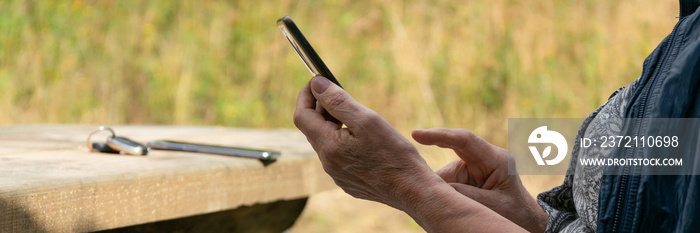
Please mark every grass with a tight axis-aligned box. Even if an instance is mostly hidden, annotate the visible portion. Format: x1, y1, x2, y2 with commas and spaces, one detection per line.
0, 0, 679, 232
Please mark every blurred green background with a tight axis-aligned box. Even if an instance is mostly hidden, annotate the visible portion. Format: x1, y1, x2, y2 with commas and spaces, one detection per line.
0, 0, 678, 232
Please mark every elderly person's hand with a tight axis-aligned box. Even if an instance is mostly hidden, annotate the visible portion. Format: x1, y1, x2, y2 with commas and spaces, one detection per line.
294, 76, 525, 232
412, 128, 548, 232
293, 76, 439, 209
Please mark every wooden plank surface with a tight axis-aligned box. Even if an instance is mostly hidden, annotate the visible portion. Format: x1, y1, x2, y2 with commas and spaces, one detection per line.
0, 125, 336, 232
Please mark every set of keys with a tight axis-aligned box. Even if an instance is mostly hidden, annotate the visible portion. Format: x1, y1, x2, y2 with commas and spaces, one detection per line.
86, 126, 150, 155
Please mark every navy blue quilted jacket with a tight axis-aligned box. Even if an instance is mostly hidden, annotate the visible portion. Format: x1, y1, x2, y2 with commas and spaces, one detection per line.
597, 0, 700, 232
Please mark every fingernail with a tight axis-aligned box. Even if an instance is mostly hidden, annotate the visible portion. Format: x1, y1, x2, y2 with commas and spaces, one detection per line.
311, 76, 330, 94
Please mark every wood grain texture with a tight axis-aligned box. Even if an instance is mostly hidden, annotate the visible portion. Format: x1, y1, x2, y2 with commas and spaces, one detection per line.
0, 125, 336, 232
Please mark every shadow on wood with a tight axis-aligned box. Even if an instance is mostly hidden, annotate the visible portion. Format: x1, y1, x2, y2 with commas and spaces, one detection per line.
0, 197, 49, 232
96, 198, 308, 233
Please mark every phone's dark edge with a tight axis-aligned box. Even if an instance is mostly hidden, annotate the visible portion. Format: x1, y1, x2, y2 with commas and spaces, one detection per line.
147, 141, 281, 160
277, 16, 342, 88
161, 140, 280, 153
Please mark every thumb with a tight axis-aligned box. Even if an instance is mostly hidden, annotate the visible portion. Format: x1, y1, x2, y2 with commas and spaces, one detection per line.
448, 183, 492, 204
436, 159, 469, 184
311, 76, 369, 127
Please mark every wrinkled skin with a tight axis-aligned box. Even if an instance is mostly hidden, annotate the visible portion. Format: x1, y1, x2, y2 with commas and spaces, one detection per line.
294, 76, 545, 232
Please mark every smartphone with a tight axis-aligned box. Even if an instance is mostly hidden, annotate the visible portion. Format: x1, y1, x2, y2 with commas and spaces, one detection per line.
277, 16, 342, 88
147, 140, 281, 161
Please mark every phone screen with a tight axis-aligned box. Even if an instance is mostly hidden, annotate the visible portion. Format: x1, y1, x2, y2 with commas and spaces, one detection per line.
277, 16, 343, 88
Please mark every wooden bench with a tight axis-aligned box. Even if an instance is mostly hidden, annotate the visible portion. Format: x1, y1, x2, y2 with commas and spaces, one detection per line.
0, 125, 336, 232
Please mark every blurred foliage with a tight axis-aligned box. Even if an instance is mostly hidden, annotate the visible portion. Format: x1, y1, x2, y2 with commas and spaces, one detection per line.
0, 0, 677, 146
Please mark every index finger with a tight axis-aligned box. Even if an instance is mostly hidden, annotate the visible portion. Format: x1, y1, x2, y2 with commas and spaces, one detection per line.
294, 80, 342, 143
310, 76, 374, 131
412, 128, 496, 164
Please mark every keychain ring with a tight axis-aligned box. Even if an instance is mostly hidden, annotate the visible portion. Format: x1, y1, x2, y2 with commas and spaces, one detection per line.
86, 126, 116, 151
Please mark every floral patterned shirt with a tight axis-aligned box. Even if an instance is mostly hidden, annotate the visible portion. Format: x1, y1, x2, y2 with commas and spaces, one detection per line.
537, 79, 639, 232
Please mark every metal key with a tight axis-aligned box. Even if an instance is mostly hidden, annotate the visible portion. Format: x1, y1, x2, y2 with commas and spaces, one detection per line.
91, 142, 119, 153
107, 136, 149, 155
87, 126, 150, 156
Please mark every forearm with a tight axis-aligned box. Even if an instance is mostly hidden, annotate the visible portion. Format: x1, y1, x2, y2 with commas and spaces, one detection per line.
512, 181, 548, 232
396, 173, 527, 232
